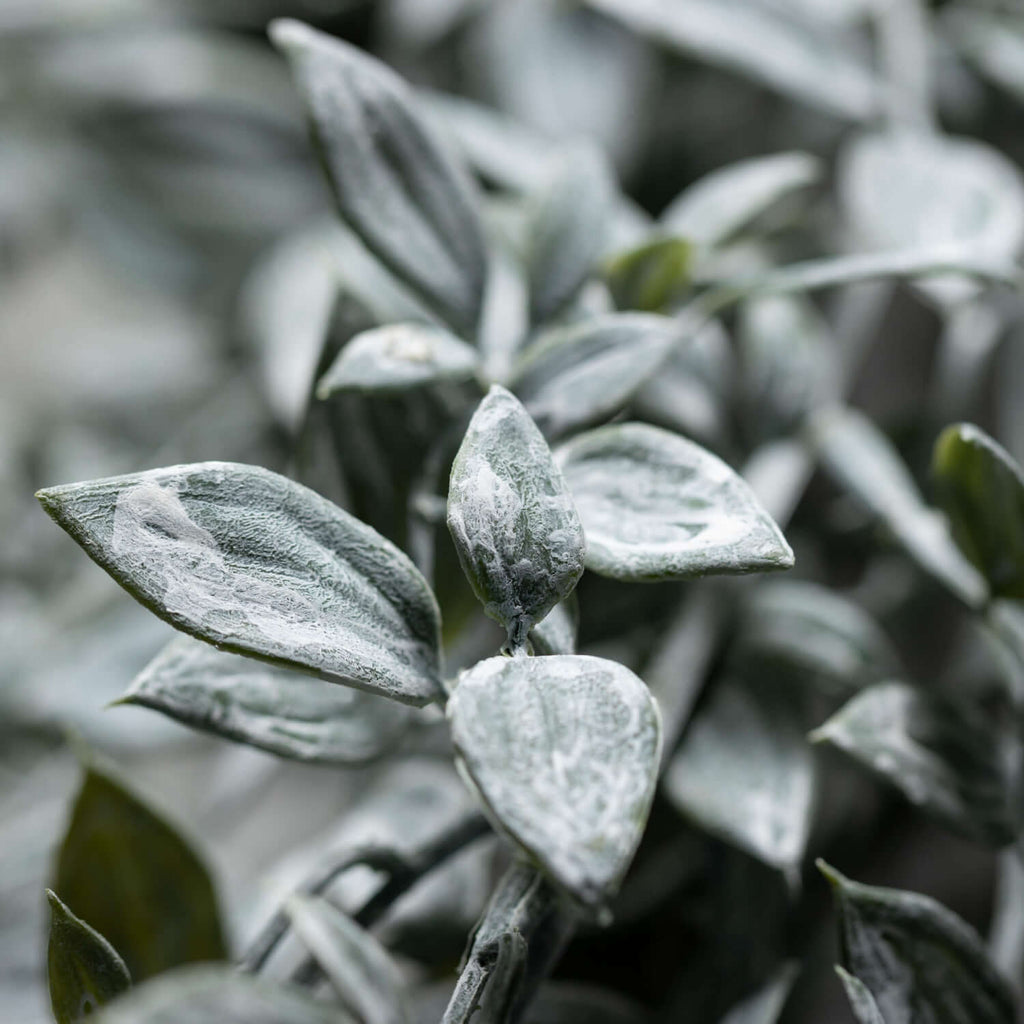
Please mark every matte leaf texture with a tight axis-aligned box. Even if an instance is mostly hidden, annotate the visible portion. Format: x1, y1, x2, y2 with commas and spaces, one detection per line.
122, 636, 410, 765
557, 423, 794, 581
316, 323, 480, 398
526, 145, 616, 323
47, 890, 131, 1023
37, 462, 443, 705
605, 236, 692, 312
287, 896, 411, 1024
811, 682, 1018, 846
54, 763, 226, 982
812, 407, 988, 609
509, 313, 683, 439
834, 967, 885, 1024
818, 860, 1016, 1023
447, 386, 585, 648
270, 20, 489, 337
530, 598, 578, 657
933, 423, 1024, 600
448, 654, 661, 910
663, 677, 814, 880
93, 965, 356, 1024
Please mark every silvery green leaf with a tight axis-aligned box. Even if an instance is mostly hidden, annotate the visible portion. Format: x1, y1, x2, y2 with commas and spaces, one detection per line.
933, 423, 1024, 600
55, 762, 226, 982
317, 323, 479, 398
834, 967, 885, 1024
718, 962, 798, 1024
663, 677, 813, 879
94, 965, 356, 1024
122, 636, 410, 765
604, 236, 693, 312
526, 146, 616, 324
47, 889, 131, 1023
530, 598, 578, 656
946, 10, 1024, 107
37, 462, 443, 705
510, 313, 683, 439
661, 151, 821, 250
584, 0, 878, 120
447, 386, 585, 647
818, 860, 1016, 1023
287, 897, 411, 1024
448, 654, 661, 909
811, 682, 1018, 846
270, 20, 488, 338
812, 407, 988, 609
736, 581, 899, 696
557, 423, 794, 581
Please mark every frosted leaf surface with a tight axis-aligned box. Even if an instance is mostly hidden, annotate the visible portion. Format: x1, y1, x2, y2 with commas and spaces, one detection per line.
557, 423, 794, 581
37, 462, 442, 705
123, 636, 410, 764
447, 386, 585, 647
509, 313, 682, 439
316, 322, 479, 398
447, 654, 661, 909
530, 598, 577, 656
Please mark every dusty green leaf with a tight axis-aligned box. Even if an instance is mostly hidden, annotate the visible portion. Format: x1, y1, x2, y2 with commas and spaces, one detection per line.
37, 461, 443, 705
510, 313, 683, 439
818, 860, 1016, 1023
664, 677, 814, 879
933, 422, 1024, 600
834, 967, 885, 1024
448, 654, 661, 910
812, 407, 988, 609
530, 597, 578, 656
47, 889, 131, 1023
94, 965, 355, 1024
287, 897, 411, 1024
447, 386, 585, 648
811, 682, 1018, 845
605, 236, 692, 312
122, 636, 410, 765
557, 422, 793, 581
317, 323, 479, 397
270, 20, 488, 337
54, 762, 226, 982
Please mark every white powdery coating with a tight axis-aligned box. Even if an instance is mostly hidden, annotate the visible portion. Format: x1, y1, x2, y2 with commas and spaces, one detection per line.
558, 422, 793, 581
447, 386, 585, 644
448, 655, 661, 907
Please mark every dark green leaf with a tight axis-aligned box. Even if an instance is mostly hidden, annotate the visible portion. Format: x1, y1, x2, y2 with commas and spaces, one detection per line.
811, 682, 1018, 845
933, 423, 1024, 600
47, 889, 131, 1023
447, 386, 585, 647
54, 762, 226, 981
287, 897, 410, 1024
818, 860, 1015, 1023
557, 423, 793, 581
605, 236, 692, 312
270, 20, 488, 338
510, 313, 683, 439
122, 636, 410, 765
448, 654, 661, 910
834, 967, 885, 1024
37, 462, 443, 705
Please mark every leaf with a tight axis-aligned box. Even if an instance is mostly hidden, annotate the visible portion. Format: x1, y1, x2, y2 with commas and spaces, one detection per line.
122, 636, 410, 765
526, 146, 616, 323
37, 461, 443, 706
663, 677, 814, 880
94, 965, 355, 1023
510, 313, 684, 439
557, 422, 793, 581
270, 20, 488, 338
818, 860, 1016, 1023
317, 323, 479, 397
286, 897, 411, 1024
54, 762, 226, 982
933, 423, 1024, 600
447, 386, 585, 647
47, 890, 131, 1023
661, 151, 821, 249
604, 236, 693, 312
812, 407, 988, 609
834, 967, 885, 1024
718, 962, 798, 1024
530, 598, 578, 656
811, 682, 1018, 846
448, 654, 661, 910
